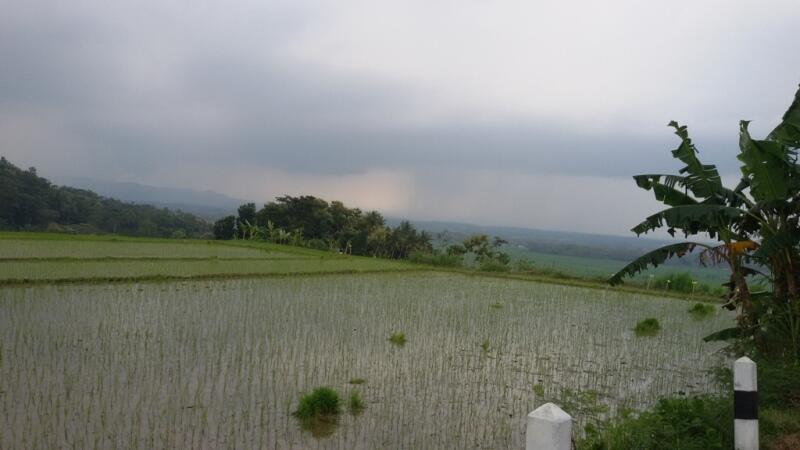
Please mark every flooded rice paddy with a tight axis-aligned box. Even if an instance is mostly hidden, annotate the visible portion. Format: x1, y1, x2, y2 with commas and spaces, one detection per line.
0, 273, 733, 449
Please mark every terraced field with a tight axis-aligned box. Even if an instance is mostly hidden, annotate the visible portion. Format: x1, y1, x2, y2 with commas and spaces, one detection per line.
0, 233, 416, 284
0, 233, 734, 449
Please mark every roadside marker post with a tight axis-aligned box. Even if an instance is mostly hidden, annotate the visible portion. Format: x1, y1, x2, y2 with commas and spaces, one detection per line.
526, 403, 571, 450
734, 356, 758, 450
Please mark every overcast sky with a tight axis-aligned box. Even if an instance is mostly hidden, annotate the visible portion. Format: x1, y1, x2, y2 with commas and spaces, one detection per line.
2, 0, 799, 235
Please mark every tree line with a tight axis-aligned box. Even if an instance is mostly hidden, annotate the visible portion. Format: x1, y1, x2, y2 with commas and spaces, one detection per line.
1, 154, 513, 267
213, 196, 433, 258
0, 157, 210, 238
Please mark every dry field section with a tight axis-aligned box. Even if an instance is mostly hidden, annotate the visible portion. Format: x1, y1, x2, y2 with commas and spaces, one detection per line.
0, 234, 734, 449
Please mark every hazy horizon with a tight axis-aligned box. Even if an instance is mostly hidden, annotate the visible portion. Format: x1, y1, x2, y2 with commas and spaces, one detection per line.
2, 0, 799, 235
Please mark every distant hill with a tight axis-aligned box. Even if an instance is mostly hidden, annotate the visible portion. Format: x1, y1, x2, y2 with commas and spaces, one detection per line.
0, 157, 211, 237
55, 177, 247, 220
390, 218, 708, 267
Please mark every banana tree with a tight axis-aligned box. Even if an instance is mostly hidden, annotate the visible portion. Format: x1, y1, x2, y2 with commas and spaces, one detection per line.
609, 85, 800, 360
240, 219, 263, 240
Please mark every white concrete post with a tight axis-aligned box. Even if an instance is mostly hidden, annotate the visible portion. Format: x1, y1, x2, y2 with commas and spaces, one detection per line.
526, 403, 572, 450
734, 356, 758, 450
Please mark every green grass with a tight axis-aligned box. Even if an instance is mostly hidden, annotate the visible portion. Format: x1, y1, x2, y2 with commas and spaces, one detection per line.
576, 395, 733, 450
294, 387, 343, 438
577, 361, 800, 450
0, 232, 421, 284
388, 332, 407, 346
0, 258, 417, 284
0, 238, 288, 259
0, 231, 348, 258
295, 387, 342, 420
688, 303, 716, 320
348, 391, 365, 415
0, 232, 726, 306
634, 318, 661, 337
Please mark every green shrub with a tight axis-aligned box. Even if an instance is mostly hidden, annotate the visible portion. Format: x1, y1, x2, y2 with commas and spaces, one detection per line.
408, 250, 463, 267
761, 408, 800, 447
170, 229, 187, 239
577, 395, 733, 450
756, 358, 800, 409
634, 318, 660, 337
305, 239, 329, 251
294, 387, 342, 420
688, 302, 715, 320
512, 259, 536, 272
388, 333, 407, 346
478, 259, 510, 272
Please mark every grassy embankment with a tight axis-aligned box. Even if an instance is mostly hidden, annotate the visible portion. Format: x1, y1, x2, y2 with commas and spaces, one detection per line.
0, 231, 721, 302
0, 232, 421, 285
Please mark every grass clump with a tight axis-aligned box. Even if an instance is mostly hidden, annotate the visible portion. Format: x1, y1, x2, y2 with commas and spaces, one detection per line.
348, 378, 366, 385
294, 387, 342, 421
480, 339, 490, 353
388, 332, 407, 346
348, 391, 365, 415
688, 302, 715, 320
489, 302, 503, 309
576, 395, 733, 450
634, 318, 660, 337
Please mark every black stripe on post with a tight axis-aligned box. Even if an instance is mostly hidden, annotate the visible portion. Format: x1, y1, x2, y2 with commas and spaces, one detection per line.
734, 390, 758, 420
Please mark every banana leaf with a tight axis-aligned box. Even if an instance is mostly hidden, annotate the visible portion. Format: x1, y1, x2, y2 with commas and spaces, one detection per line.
768, 84, 800, 148
738, 121, 796, 202
608, 242, 707, 285
668, 121, 724, 199
631, 204, 744, 237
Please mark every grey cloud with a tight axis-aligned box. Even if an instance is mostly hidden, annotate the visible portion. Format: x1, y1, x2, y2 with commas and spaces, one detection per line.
0, 0, 797, 234
0, 1, 751, 180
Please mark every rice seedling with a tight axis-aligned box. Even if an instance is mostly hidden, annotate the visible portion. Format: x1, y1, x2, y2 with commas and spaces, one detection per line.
634, 318, 661, 337
0, 272, 733, 448
388, 332, 407, 346
348, 391, 365, 415
295, 387, 342, 420
688, 303, 716, 320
